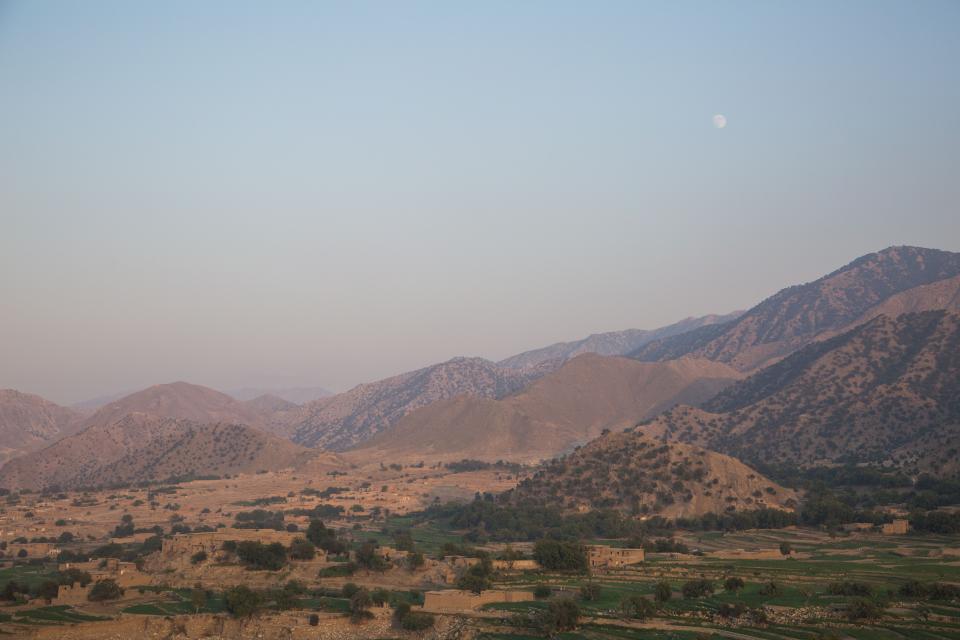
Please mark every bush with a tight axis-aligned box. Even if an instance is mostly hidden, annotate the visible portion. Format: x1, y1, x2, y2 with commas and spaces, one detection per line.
308, 613, 319, 626
190, 550, 207, 565
341, 582, 360, 598
534, 585, 552, 599
349, 588, 373, 623
88, 579, 123, 602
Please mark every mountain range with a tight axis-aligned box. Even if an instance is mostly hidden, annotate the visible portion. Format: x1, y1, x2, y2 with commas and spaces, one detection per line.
349, 354, 742, 463
497, 312, 742, 370
639, 310, 960, 476
630, 246, 960, 371
284, 356, 561, 450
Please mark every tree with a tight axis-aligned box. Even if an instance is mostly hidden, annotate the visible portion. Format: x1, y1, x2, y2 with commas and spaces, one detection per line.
779, 541, 793, 556
654, 581, 672, 603
88, 579, 123, 602
236, 541, 287, 570
306, 519, 346, 554
534, 585, 552, 599
682, 579, 714, 599
57, 568, 92, 587
579, 583, 602, 601
457, 555, 493, 594
355, 541, 388, 571
620, 594, 655, 620
225, 585, 262, 617
349, 588, 373, 622
190, 550, 208, 565
36, 580, 59, 602
533, 539, 588, 572
190, 586, 208, 613
724, 577, 745, 593
308, 613, 319, 626
288, 537, 316, 561
538, 597, 580, 635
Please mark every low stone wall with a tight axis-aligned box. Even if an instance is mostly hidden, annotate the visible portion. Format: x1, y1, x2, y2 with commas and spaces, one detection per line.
422, 589, 533, 612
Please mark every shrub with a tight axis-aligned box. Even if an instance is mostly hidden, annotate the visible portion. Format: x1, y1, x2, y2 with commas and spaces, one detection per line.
190, 550, 207, 565
308, 613, 319, 626
534, 585, 552, 599
341, 582, 360, 598
846, 597, 883, 621
539, 597, 580, 634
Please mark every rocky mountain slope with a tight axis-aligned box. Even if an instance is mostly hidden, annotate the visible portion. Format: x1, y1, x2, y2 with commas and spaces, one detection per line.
630, 246, 960, 371
0, 390, 82, 464
243, 393, 299, 414
349, 354, 742, 463
0, 413, 315, 490
639, 310, 960, 477
286, 357, 559, 450
508, 431, 797, 519
497, 312, 742, 370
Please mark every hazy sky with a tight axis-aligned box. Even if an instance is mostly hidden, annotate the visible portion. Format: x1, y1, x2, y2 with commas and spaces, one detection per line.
2, 1, 959, 404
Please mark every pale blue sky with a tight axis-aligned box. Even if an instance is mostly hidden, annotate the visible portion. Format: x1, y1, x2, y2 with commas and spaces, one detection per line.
1, 1, 958, 402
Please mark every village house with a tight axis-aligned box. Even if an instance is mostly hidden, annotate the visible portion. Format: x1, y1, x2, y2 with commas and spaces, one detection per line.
588, 545, 645, 570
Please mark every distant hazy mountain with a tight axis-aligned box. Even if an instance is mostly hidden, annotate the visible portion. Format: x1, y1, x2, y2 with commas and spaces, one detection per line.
497, 312, 742, 370
287, 357, 560, 451
0, 390, 82, 464
81, 381, 271, 433
508, 431, 797, 519
630, 246, 960, 371
350, 354, 742, 464
227, 386, 333, 405
640, 310, 960, 477
0, 413, 314, 491
243, 393, 299, 414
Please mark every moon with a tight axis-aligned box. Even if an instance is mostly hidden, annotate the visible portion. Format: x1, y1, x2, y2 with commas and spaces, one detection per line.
712, 114, 727, 129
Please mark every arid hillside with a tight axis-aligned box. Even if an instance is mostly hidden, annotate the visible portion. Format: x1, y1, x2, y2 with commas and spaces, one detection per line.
286, 356, 559, 450
630, 246, 960, 371
508, 431, 797, 519
81, 381, 272, 432
497, 311, 742, 370
640, 310, 960, 476
0, 390, 82, 463
349, 354, 742, 463
0, 413, 316, 490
